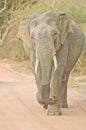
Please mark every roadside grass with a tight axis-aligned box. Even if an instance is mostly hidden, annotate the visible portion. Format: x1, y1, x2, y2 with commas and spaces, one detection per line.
68, 74, 86, 93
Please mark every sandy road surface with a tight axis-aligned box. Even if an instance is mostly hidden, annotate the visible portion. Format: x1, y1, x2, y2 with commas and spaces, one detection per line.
0, 61, 86, 130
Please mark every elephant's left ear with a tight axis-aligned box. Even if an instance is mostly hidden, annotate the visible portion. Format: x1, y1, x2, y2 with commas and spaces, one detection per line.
58, 13, 74, 45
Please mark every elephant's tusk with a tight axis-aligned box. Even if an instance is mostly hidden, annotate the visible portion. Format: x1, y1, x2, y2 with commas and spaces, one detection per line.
35, 58, 39, 75
53, 55, 58, 71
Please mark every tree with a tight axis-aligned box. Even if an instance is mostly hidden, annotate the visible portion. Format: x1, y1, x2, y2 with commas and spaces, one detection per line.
0, 0, 7, 14
0, 0, 24, 46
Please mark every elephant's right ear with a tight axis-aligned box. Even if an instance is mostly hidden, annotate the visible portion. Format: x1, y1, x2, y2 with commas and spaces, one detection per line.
58, 13, 74, 45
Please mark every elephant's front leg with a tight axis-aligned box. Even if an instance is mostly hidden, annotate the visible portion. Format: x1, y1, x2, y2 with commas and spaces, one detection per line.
60, 72, 70, 108
46, 72, 62, 115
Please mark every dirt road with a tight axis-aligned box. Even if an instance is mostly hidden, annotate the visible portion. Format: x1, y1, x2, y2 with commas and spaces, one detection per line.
0, 60, 86, 130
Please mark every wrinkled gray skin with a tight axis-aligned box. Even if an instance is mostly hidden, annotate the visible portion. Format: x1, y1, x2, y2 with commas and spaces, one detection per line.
17, 11, 84, 115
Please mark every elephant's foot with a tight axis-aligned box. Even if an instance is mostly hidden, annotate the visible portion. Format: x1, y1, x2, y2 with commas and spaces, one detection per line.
49, 96, 57, 105
43, 96, 57, 109
60, 100, 68, 108
46, 104, 62, 116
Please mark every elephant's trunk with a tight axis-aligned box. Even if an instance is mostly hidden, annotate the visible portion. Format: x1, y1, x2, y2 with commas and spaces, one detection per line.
41, 84, 50, 104
40, 57, 52, 104
35, 52, 58, 104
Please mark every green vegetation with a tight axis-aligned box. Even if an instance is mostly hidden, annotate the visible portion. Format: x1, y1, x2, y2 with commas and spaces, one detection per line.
0, 0, 86, 73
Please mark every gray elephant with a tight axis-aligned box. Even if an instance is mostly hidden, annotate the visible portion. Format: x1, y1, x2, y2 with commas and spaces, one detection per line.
17, 10, 84, 115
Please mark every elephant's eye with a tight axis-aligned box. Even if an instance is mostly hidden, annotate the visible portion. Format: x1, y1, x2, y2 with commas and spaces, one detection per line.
30, 20, 38, 28
47, 19, 56, 25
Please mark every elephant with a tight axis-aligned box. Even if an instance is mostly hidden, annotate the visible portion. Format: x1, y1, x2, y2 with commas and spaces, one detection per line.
17, 10, 84, 115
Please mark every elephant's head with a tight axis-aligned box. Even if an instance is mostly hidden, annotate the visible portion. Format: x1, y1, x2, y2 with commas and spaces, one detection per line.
18, 11, 73, 105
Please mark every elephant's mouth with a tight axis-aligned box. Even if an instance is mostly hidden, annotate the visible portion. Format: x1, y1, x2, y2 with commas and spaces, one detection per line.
35, 55, 58, 106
